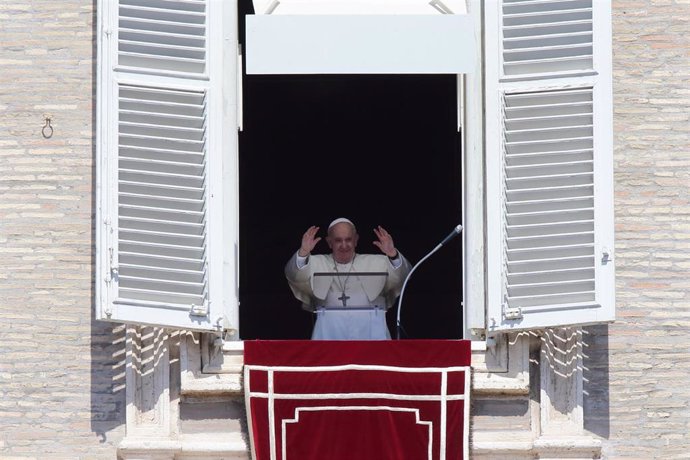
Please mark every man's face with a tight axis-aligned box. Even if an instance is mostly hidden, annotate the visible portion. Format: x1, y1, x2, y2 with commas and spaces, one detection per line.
326, 223, 358, 264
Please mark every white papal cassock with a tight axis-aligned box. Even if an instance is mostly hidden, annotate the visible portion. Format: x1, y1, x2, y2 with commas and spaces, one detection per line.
285, 252, 411, 340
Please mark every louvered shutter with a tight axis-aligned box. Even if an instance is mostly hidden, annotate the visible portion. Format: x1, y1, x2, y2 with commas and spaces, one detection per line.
485, 0, 614, 332
96, 0, 239, 332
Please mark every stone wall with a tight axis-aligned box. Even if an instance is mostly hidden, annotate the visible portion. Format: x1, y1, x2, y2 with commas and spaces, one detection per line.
0, 2, 125, 458
583, 0, 690, 458
0, 0, 688, 458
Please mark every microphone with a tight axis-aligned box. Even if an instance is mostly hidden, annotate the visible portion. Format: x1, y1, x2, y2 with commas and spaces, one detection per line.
396, 224, 463, 340
439, 224, 463, 247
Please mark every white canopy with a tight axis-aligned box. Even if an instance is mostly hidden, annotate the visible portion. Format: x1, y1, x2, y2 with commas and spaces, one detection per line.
245, 0, 475, 75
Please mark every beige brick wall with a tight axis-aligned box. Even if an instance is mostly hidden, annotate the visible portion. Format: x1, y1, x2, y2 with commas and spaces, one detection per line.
0, 2, 125, 458
583, 0, 690, 458
0, 0, 688, 459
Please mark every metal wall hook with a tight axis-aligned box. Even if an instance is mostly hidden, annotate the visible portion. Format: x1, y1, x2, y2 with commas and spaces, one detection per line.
42, 116, 53, 139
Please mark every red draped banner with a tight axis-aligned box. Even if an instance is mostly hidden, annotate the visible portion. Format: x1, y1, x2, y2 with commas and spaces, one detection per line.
244, 340, 471, 460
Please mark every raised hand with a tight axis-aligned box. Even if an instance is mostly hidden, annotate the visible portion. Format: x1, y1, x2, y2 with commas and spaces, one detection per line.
372, 225, 398, 258
299, 226, 321, 257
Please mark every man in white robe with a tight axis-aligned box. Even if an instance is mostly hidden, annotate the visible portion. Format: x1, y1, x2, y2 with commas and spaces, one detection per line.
285, 218, 411, 340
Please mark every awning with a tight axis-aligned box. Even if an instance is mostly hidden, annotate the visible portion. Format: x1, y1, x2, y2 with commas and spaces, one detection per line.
245, 1, 476, 75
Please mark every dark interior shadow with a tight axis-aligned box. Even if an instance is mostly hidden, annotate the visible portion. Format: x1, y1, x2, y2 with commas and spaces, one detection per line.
238, 72, 463, 340
90, 0, 126, 442
582, 324, 611, 438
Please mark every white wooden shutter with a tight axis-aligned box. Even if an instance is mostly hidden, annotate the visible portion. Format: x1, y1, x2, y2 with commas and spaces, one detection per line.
96, 0, 239, 332
485, 0, 614, 332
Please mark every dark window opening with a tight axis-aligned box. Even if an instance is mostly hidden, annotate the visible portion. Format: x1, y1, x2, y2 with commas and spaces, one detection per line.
238, 73, 463, 340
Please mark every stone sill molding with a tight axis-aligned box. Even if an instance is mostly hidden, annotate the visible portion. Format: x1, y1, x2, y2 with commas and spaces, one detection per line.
118, 434, 249, 460
181, 333, 532, 396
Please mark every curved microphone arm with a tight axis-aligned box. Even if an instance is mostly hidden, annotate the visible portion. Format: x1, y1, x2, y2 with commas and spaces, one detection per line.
396, 224, 463, 340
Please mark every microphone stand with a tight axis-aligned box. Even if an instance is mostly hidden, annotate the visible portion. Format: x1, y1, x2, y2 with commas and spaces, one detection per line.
396, 225, 463, 340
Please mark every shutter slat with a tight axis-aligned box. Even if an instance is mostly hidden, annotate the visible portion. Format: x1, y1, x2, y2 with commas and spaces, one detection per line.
503, 30, 591, 48
506, 161, 592, 178
506, 88, 592, 105
120, 217, 204, 236
119, 124, 205, 141
506, 172, 593, 190
120, 181, 204, 200
503, 43, 592, 63
119, 275, 205, 293
504, 56, 593, 75
119, 0, 206, 12
120, 241, 205, 259
120, 157, 205, 176
120, 192, 204, 212
120, 110, 204, 128
120, 6, 205, 24
119, 170, 205, 188
120, 135, 205, 152
507, 255, 594, 273
503, 9, 592, 27
508, 278, 594, 295
120, 265, 204, 282
120, 205, 205, 224
120, 40, 206, 60
119, 29, 205, 48
506, 244, 594, 262
502, 0, 592, 12
120, 229, 205, 248
120, 100, 204, 116
120, 253, 204, 272
507, 220, 593, 238
507, 184, 593, 202
120, 88, 205, 105
506, 231, 593, 250
505, 137, 593, 155
507, 208, 593, 226
507, 292, 594, 308
507, 196, 593, 214
118, 288, 205, 306
118, 54, 206, 73
503, 20, 592, 38
119, 18, 205, 36
506, 102, 592, 118
120, 272, 206, 289
120, 147, 204, 164
506, 150, 592, 166
508, 267, 594, 285
506, 113, 593, 129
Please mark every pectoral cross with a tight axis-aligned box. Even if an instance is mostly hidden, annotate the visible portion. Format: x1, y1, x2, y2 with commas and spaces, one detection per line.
338, 292, 350, 306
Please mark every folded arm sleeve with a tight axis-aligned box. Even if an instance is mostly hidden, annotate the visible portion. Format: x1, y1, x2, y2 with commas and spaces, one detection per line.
384, 252, 412, 305
285, 251, 314, 306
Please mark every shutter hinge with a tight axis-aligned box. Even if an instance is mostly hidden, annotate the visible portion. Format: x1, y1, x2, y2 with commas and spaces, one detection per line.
190, 301, 209, 317
601, 247, 613, 265
105, 247, 118, 284
503, 303, 523, 320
